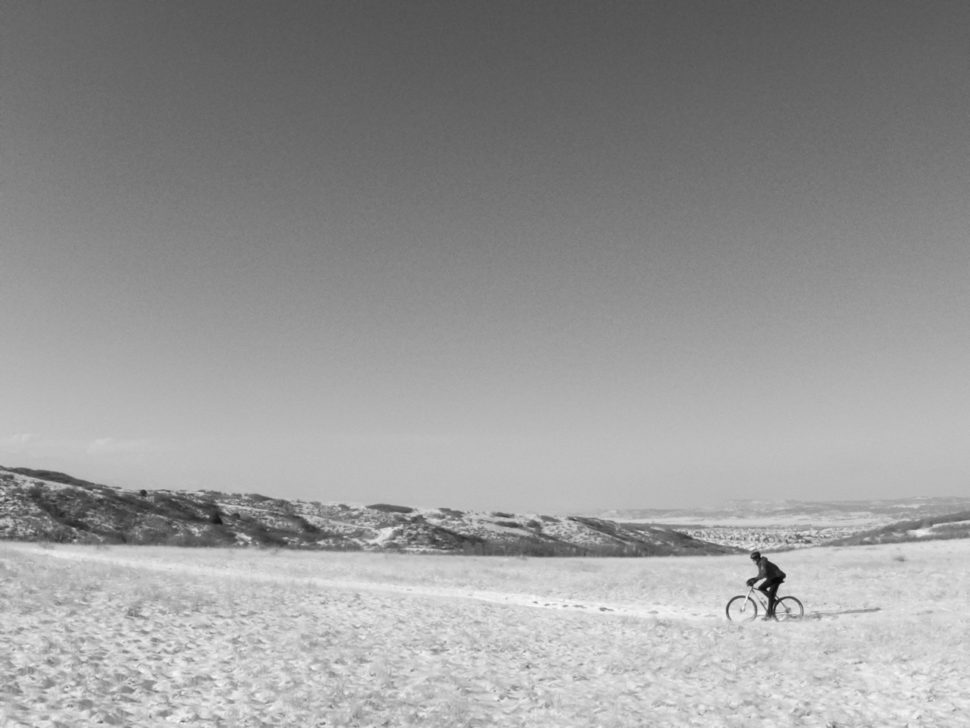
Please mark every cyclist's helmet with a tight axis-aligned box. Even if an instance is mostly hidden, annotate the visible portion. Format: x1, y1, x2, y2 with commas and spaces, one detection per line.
750, 551, 761, 561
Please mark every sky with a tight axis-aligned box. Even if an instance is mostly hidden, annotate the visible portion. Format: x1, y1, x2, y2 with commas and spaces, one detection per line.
2, 1, 968, 513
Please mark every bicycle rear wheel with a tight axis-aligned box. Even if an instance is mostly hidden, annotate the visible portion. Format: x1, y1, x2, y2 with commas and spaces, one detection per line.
726, 595, 758, 622
774, 596, 804, 621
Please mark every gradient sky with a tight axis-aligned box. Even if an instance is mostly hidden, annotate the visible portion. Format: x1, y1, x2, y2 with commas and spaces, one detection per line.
2, 1, 968, 512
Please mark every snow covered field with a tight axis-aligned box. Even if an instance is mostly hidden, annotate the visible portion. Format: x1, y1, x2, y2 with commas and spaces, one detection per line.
1, 540, 968, 727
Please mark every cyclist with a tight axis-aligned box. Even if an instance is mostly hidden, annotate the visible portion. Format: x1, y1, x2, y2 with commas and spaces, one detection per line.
747, 551, 786, 618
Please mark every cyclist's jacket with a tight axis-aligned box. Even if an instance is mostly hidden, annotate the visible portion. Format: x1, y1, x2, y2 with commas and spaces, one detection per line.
755, 557, 786, 582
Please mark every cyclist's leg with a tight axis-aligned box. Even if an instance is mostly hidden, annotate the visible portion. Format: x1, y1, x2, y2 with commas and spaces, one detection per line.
755, 582, 772, 615
764, 578, 782, 615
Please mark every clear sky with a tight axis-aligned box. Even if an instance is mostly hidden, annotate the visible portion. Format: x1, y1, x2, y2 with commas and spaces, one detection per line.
2, 1, 968, 513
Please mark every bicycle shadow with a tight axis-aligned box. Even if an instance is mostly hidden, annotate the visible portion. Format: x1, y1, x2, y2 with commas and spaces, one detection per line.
808, 607, 882, 619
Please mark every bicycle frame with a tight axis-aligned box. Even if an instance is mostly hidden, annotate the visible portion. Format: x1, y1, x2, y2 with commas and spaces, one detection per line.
726, 585, 804, 622
745, 585, 773, 611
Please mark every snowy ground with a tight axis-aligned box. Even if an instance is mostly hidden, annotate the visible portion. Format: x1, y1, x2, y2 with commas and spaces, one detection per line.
1, 540, 968, 727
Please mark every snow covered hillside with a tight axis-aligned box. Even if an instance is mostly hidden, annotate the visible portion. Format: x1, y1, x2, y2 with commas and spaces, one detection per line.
0, 467, 730, 556
4, 466, 968, 556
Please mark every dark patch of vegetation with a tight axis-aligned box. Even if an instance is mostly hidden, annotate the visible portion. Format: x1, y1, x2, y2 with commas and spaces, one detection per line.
933, 522, 970, 537
150, 494, 213, 523
163, 528, 236, 548
570, 516, 639, 544
48, 526, 75, 543
619, 522, 739, 555
27, 486, 96, 532
290, 515, 321, 534
456, 535, 664, 557
367, 503, 415, 514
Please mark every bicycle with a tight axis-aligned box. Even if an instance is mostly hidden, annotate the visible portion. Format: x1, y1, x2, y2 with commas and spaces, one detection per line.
725, 584, 804, 622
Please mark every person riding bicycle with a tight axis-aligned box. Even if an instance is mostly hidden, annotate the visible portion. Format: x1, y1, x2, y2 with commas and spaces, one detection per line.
747, 551, 786, 618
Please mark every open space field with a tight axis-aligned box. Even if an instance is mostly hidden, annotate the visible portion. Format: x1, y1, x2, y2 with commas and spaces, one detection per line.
1, 540, 968, 727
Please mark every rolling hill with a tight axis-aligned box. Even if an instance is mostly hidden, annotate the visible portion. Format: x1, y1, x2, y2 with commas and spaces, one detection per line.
0, 466, 734, 556
824, 510, 970, 546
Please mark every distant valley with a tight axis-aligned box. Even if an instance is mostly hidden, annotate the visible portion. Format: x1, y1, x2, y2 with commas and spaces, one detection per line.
601, 497, 970, 551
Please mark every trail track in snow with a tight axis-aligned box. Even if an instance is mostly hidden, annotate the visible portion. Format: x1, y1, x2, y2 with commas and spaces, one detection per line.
11, 543, 892, 623
9, 543, 717, 622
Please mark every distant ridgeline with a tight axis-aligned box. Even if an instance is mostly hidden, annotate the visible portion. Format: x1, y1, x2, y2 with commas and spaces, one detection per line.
4, 467, 967, 554
0, 466, 735, 556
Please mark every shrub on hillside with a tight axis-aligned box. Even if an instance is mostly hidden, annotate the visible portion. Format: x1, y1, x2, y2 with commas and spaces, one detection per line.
47, 526, 75, 543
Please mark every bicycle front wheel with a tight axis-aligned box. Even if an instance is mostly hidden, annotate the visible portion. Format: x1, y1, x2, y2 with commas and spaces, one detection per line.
774, 596, 804, 621
726, 595, 758, 622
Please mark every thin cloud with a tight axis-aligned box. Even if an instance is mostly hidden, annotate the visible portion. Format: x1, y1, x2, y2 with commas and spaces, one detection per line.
85, 437, 161, 457
0, 433, 43, 456
0, 433, 163, 459
1, 433, 40, 448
